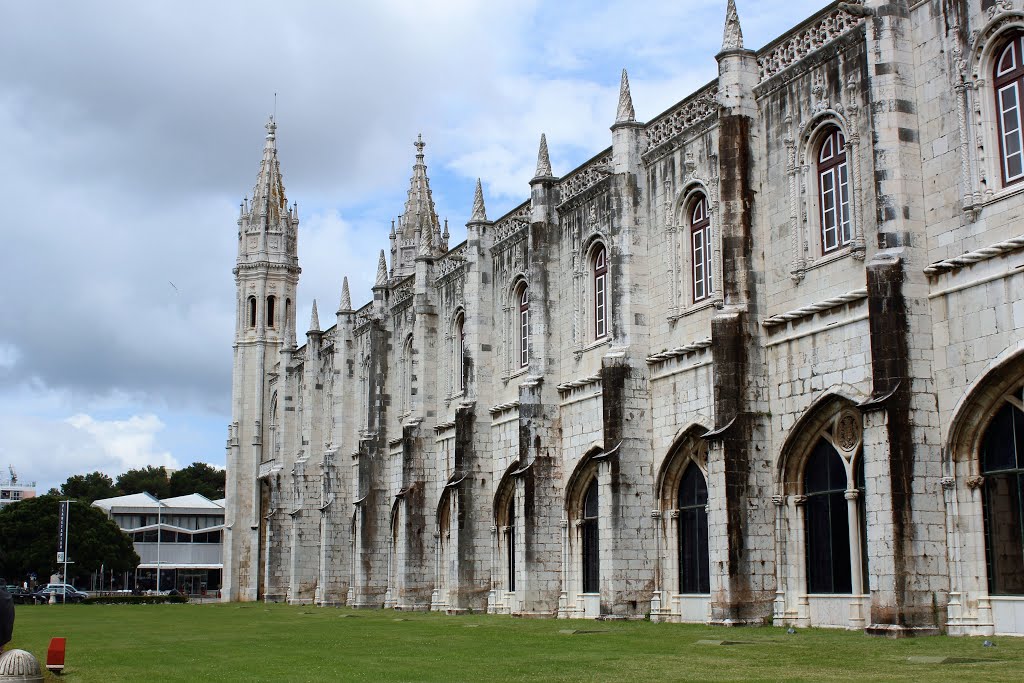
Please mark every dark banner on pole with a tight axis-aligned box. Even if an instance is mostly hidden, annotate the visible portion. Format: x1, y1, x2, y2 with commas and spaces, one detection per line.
57, 500, 67, 556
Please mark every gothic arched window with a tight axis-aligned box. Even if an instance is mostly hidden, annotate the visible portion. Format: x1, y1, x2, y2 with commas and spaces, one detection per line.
266, 295, 276, 329
248, 296, 257, 328
454, 312, 466, 393
980, 386, 1024, 594
689, 194, 712, 303
507, 496, 517, 592
517, 283, 529, 368
592, 244, 608, 339
804, 439, 853, 594
817, 126, 852, 254
678, 464, 710, 594
996, 33, 1024, 186
582, 478, 600, 593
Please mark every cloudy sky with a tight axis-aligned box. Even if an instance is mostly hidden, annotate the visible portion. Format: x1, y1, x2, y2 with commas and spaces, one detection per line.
0, 0, 828, 493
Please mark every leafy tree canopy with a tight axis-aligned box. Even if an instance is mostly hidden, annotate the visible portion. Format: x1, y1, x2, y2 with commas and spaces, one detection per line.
0, 495, 139, 585
169, 462, 225, 500
115, 466, 170, 499
60, 471, 117, 503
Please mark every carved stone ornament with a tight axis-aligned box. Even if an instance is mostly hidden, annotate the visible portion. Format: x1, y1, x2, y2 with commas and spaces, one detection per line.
834, 409, 862, 453
988, 0, 1014, 21
966, 475, 986, 490
941, 476, 956, 490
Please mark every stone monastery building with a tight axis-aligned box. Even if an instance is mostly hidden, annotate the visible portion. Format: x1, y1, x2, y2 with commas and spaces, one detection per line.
225, 0, 1024, 636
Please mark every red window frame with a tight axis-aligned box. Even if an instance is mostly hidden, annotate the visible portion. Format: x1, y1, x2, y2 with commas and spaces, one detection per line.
996, 34, 1024, 186
817, 127, 852, 254
690, 195, 712, 302
593, 245, 608, 339
518, 286, 529, 368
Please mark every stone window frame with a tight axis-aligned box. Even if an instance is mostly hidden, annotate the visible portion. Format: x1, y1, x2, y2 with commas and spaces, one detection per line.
667, 172, 723, 318
944, 357, 1024, 633
493, 470, 521, 597
788, 104, 865, 283
815, 126, 853, 254
686, 191, 714, 304
563, 447, 608, 606
958, 9, 1024, 217
977, 383, 1024, 595
434, 488, 454, 602
269, 392, 281, 461
580, 236, 611, 345
399, 333, 414, 421
994, 33, 1024, 186
447, 308, 467, 399
503, 275, 530, 377
266, 295, 276, 329
655, 427, 711, 598
591, 243, 609, 340
774, 396, 869, 626
248, 295, 257, 329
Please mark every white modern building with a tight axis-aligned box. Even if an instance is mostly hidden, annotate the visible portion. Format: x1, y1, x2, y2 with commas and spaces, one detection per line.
93, 492, 225, 594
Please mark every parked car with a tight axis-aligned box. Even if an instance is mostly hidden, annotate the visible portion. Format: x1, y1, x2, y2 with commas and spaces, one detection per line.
34, 586, 87, 603
6, 587, 44, 605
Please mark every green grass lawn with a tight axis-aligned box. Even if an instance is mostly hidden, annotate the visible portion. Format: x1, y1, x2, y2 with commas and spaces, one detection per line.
6, 603, 1023, 682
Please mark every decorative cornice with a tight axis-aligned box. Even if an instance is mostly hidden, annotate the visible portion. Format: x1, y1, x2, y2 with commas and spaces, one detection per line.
556, 373, 603, 394
761, 288, 867, 328
924, 235, 1024, 276
645, 337, 713, 365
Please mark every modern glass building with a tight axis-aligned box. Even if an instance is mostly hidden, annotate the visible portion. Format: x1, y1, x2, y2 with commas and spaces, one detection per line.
92, 492, 224, 594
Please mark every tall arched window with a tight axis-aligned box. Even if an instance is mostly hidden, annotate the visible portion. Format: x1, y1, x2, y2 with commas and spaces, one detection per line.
593, 245, 608, 339
248, 296, 257, 328
285, 298, 291, 330
804, 439, 852, 594
454, 313, 466, 393
817, 127, 852, 253
689, 194, 712, 302
517, 283, 529, 368
678, 464, 710, 594
980, 386, 1024, 594
582, 478, 600, 593
507, 496, 516, 592
266, 295, 276, 329
996, 34, 1024, 186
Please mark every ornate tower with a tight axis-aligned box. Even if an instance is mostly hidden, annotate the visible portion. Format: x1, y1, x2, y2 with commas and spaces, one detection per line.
224, 117, 301, 601
390, 135, 443, 278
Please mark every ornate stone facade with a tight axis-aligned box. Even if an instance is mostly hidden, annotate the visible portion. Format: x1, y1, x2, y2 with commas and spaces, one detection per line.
224, 0, 1024, 636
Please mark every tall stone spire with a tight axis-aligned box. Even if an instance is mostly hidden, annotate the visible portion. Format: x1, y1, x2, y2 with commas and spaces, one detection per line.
249, 116, 289, 227
338, 277, 352, 313
375, 249, 388, 286
722, 0, 744, 51
308, 299, 320, 333
535, 133, 553, 178
393, 134, 441, 275
615, 69, 636, 123
469, 179, 487, 222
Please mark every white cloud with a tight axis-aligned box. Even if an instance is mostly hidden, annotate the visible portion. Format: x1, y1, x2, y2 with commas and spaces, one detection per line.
0, 0, 836, 491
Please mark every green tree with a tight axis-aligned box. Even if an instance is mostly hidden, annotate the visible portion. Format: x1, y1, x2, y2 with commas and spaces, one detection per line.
60, 471, 117, 503
0, 495, 138, 585
169, 462, 225, 499
115, 466, 170, 498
